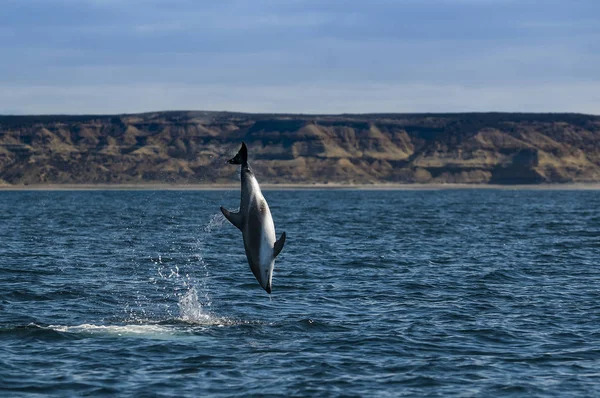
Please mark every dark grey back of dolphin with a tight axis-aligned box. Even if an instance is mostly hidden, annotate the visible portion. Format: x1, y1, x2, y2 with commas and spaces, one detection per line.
220, 142, 286, 293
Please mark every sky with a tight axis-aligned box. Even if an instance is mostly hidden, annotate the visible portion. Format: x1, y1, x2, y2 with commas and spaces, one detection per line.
1, 0, 599, 114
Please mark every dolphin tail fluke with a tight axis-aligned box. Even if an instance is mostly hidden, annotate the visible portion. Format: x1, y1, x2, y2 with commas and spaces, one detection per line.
273, 231, 286, 258
227, 142, 248, 166
220, 206, 243, 230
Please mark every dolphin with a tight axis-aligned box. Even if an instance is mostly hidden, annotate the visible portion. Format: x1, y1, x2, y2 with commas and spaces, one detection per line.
220, 142, 286, 294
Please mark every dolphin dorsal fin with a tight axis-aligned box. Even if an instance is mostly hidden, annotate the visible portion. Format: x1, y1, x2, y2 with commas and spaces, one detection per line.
220, 207, 243, 231
273, 231, 286, 258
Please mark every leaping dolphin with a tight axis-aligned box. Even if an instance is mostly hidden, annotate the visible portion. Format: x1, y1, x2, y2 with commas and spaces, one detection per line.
220, 142, 286, 294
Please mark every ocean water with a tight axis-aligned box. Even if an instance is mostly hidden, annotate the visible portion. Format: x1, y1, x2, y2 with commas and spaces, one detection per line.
1, 189, 599, 397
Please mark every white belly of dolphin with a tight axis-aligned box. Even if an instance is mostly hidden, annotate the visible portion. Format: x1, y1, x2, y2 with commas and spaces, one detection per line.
259, 208, 276, 269
253, 193, 276, 286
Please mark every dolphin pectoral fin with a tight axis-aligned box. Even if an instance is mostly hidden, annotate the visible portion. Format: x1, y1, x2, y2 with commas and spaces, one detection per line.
220, 206, 243, 230
273, 231, 286, 258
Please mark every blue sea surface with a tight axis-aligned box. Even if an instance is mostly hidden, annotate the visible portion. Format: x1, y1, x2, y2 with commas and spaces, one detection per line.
1, 189, 599, 397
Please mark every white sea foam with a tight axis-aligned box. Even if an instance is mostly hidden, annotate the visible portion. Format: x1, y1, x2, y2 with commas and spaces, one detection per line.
48, 323, 179, 339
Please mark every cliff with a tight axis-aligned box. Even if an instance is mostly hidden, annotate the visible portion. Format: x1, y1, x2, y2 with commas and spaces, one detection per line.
1, 111, 599, 185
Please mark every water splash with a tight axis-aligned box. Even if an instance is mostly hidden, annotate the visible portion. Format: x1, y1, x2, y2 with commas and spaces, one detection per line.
177, 287, 215, 324
132, 211, 230, 324
204, 212, 228, 233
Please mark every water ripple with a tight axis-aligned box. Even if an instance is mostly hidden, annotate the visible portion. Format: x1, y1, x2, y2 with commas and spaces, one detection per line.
1, 189, 600, 396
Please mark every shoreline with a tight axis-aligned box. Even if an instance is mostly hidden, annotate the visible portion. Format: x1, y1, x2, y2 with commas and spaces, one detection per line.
1, 183, 600, 191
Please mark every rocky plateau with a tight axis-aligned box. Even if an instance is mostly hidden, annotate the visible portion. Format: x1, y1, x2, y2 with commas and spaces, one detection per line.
1, 111, 599, 185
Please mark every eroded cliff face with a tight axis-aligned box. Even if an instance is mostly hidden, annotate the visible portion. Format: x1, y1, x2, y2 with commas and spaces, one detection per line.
1, 112, 599, 185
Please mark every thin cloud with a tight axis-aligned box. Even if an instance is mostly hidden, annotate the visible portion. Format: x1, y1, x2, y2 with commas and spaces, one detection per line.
0, 0, 598, 114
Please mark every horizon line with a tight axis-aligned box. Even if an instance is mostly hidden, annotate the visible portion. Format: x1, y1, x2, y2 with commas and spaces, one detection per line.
1, 110, 599, 118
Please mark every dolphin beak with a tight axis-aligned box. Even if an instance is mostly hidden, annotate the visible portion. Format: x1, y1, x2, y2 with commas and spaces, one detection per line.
265, 283, 272, 294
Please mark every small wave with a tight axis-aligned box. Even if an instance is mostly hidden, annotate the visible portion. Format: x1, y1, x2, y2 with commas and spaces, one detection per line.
291, 318, 351, 332
0, 323, 70, 341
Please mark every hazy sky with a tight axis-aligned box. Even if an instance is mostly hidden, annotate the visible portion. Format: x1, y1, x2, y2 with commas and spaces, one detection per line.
1, 0, 599, 114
